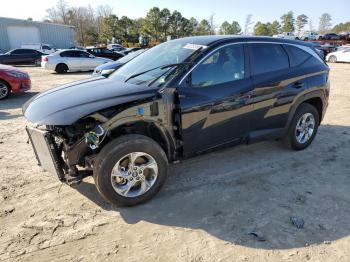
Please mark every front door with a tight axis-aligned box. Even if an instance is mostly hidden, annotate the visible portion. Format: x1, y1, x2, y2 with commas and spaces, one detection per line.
178, 43, 254, 156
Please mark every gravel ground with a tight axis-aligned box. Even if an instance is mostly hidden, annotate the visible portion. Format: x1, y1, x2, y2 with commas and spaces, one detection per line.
0, 64, 349, 262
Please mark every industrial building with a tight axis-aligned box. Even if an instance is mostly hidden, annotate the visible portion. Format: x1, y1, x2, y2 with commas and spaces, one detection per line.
0, 17, 75, 52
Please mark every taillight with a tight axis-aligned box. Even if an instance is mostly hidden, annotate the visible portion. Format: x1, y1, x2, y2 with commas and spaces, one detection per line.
42, 56, 48, 62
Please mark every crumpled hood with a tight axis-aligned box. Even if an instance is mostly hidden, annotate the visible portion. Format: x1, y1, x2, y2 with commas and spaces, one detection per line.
23, 77, 158, 125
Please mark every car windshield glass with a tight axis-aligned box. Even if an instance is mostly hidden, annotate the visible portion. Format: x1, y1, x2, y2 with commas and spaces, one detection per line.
117, 49, 146, 64
110, 39, 206, 86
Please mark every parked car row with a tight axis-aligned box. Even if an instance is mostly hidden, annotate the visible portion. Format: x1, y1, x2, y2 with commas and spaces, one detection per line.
0, 45, 148, 100
92, 49, 147, 76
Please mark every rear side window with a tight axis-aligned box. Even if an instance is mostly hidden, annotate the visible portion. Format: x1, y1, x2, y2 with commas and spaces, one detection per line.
60, 51, 76, 57
250, 43, 289, 75
284, 45, 311, 67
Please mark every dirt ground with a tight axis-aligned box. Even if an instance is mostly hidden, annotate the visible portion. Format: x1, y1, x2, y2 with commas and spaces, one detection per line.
0, 64, 349, 262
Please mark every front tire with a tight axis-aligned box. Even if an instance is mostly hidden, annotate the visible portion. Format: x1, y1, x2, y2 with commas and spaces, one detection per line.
285, 103, 319, 150
0, 80, 10, 100
93, 135, 168, 206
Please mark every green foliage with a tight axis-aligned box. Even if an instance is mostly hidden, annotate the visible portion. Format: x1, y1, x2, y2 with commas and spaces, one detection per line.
219, 21, 241, 35
254, 22, 270, 36
281, 11, 295, 32
47, 0, 348, 46
269, 20, 281, 35
333, 22, 350, 33
296, 14, 308, 34
196, 19, 211, 35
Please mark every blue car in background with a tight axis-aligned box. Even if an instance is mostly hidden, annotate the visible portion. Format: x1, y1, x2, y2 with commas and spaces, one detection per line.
92, 49, 146, 76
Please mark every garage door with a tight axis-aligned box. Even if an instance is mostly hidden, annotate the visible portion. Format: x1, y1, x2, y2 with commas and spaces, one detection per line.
7, 26, 41, 49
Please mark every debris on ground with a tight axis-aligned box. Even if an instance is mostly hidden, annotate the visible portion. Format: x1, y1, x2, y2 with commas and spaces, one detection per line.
290, 216, 305, 229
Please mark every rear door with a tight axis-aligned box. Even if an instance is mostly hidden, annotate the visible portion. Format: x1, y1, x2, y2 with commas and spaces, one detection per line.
178, 43, 254, 155
60, 51, 81, 70
247, 43, 308, 136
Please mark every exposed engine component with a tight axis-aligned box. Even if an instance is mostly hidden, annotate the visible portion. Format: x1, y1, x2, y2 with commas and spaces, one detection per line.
85, 125, 105, 150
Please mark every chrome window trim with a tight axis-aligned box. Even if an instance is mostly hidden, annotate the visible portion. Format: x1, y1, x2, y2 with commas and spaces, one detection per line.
178, 41, 321, 85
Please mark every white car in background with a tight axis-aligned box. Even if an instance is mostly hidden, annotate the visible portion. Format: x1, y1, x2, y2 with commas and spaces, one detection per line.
300, 32, 320, 41
41, 50, 113, 73
326, 47, 350, 63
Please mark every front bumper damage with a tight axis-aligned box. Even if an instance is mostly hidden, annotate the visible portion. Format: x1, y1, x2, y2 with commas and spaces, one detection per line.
26, 126, 65, 181
26, 126, 91, 185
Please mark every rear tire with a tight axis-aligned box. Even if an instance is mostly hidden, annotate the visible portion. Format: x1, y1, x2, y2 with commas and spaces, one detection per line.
93, 134, 168, 206
328, 55, 337, 63
285, 103, 319, 150
0, 80, 10, 100
55, 63, 68, 74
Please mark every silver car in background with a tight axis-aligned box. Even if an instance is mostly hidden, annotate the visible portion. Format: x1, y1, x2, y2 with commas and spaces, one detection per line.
41, 49, 113, 74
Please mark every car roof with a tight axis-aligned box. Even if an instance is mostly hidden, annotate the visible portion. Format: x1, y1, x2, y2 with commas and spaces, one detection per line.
170, 35, 315, 48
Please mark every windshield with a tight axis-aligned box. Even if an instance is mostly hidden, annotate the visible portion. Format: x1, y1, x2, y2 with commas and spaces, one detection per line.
110, 39, 206, 86
117, 49, 146, 63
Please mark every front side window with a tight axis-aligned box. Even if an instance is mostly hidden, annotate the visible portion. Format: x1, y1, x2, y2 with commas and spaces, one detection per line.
250, 43, 289, 75
191, 44, 245, 87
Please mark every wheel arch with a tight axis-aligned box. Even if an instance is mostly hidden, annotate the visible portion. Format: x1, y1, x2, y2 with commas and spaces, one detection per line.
287, 91, 326, 130
109, 120, 177, 162
55, 63, 69, 71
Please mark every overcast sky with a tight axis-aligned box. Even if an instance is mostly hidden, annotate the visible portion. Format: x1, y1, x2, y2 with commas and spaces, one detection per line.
1, 0, 349, 29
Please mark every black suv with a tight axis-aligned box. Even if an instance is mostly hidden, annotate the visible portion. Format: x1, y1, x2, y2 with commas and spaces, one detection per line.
23, 36, 329, 206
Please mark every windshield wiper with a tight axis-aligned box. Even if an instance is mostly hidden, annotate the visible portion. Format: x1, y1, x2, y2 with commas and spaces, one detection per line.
124, 62, 194, 83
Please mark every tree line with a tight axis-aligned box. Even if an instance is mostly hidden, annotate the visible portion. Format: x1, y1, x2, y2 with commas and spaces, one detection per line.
45, 0, 349, 46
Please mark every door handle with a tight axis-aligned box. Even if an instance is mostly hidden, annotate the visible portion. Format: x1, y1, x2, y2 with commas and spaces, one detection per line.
293, 82, 304, 89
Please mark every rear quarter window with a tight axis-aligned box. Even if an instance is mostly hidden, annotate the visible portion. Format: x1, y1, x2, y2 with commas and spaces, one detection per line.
249, 43, 289, 75
284, 45, 312, 67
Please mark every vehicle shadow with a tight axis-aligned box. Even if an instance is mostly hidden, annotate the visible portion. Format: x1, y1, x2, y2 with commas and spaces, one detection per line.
75, 124, 350, 250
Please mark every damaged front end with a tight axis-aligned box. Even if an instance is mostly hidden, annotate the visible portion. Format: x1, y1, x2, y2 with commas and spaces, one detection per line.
25, 91, 178, 185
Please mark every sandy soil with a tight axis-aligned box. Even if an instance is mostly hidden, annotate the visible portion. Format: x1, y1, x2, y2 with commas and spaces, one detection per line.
0, 64, 349, 262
